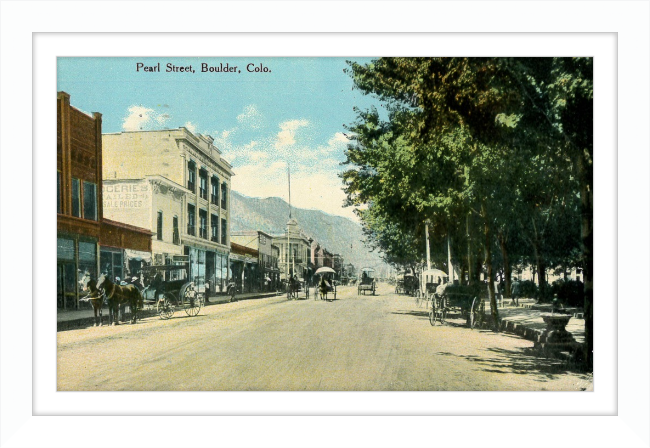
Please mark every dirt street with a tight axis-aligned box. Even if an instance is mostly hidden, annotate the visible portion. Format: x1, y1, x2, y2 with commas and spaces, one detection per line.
57, 284, 593, 391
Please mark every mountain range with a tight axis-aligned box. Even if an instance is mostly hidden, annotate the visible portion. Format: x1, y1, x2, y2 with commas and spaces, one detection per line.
230, 190, 385, 272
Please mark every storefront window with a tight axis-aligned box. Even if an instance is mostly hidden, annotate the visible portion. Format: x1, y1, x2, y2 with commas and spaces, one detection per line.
83, 181, 97, 220
78, 241, 97, 275
100, 248, 123, 281
71, 178, 81, 217
57, 238, 75, 260
189, 247, 206, 292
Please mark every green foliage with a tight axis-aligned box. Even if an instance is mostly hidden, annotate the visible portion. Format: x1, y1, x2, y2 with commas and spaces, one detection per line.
341, 58, 591, 303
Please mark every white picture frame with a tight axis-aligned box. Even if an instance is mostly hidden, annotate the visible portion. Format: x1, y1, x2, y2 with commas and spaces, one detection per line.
1, 1, 647, 447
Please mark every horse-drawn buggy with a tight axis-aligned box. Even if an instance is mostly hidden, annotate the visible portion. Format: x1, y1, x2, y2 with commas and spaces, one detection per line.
286, 276, 310, 300
314, 267, 336, 301
427, 282, 484, 329
357, 267, 376, 296
140, 263, 204, 319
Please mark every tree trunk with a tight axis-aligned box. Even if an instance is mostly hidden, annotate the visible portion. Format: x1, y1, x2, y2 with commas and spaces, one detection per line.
482, 202, 499, 330
498, 233, 511, 299
576, 151, 593, 370
531, 217, 548, 301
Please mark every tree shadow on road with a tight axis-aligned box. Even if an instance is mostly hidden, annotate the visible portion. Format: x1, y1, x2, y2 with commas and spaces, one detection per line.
435, 345, 591, 381
391, 309, 430, 318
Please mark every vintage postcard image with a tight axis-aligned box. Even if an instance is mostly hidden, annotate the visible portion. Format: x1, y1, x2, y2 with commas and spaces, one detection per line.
56, 57, 593, 391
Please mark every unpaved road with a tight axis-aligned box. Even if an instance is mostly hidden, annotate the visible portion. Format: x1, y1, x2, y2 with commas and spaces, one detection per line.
57, 284, 593, 391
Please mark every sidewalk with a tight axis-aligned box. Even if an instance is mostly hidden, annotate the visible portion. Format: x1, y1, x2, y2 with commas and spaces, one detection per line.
474, 298, 586, 363
57, 290, 281, 331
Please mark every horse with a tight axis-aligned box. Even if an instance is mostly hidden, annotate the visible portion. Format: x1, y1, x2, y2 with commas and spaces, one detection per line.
78, 270, 106, 327
319, 276, 332, 301
96, 273, 144, 325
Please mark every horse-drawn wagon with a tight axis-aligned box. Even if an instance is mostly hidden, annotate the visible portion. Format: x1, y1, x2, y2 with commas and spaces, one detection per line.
140, 264, 204, 319
428, 283, 484, 328
357, 267, 376, 296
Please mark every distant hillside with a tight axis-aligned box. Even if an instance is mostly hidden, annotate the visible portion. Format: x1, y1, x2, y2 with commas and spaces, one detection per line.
230, 191, 385, 271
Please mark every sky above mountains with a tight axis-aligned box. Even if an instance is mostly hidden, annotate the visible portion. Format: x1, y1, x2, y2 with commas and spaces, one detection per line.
57, 57, 383, 221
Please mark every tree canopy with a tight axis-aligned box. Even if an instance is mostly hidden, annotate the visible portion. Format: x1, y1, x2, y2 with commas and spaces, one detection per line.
341, 57, 592, 367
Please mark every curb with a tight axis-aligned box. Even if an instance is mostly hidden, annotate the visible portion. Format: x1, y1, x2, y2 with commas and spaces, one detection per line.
57, 292, 281, 332
473, 314, 585, 365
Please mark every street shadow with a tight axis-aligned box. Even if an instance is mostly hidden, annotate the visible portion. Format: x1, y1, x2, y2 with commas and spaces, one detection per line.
391, 310, 430, 318
435, 345, 590, 379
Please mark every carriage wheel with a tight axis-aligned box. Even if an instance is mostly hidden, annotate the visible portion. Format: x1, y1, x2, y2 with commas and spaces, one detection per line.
429, 300, 437, 326
157, 294, 175, 320
181, 283, 202, 317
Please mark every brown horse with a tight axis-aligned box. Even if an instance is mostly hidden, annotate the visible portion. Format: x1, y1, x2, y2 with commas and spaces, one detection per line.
96, 273, 144, 325
79, 271, 106, 327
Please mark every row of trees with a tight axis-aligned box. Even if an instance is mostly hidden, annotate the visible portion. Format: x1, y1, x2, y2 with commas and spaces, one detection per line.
341, 58, 593, 369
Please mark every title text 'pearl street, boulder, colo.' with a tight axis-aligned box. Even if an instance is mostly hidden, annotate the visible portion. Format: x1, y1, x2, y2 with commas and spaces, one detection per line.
136, 62, 272, 74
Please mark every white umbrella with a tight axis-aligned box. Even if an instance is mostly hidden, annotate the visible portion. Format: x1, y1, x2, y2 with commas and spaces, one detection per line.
315, 267, 336, 275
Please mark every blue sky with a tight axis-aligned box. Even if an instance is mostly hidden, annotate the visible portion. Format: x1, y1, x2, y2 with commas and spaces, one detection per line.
57, 57, 382, 221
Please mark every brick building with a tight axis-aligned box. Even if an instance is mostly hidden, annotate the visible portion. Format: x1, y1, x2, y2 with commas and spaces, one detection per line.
57, 92, 151, 311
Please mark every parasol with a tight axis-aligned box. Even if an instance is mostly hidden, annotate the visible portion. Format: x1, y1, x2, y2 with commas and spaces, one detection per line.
315, 267, 336, 275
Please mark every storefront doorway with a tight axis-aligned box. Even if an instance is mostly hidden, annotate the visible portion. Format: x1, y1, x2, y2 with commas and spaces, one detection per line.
57, 262, 77, 310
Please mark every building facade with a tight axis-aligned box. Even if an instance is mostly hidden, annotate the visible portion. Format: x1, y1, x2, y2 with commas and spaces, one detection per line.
102, 128, 234, 293
231, 230, 280, 291
272, 219, 312, 281
57, 92, 151, 311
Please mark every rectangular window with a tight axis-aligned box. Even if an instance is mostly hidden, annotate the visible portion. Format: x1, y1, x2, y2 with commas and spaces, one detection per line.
199, 169, 208, 200
157, 211, 163, 241
173, 216, 180, 245
187, 204, 196, 236
78, 241, 97, 287
57, 171, 61, 214
221, 182, 227, 209
83, 181, 97, 221
199, 209, 208, 239
57, 238, 75, 260
221, 218, 227, 245
211, 214, 218, 242
211, 176, 219, 205
71, 178, 81, 217
187, 161, 196, 192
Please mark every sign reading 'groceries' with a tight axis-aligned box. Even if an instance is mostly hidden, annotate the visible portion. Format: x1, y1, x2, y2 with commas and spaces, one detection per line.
103, 184, 150, 208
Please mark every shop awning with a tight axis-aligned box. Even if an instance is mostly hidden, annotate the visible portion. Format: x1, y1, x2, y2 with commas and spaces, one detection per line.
125, 249, 152, 263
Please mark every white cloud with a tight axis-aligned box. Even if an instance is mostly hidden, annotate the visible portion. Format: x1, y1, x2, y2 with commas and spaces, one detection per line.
275, 119, 309, 151
236, 105, 263, 129
328, 132, 349, 146
122, 105, 171, 131
184, 121, 197, 133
